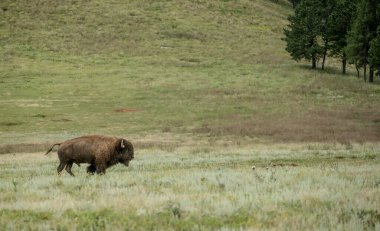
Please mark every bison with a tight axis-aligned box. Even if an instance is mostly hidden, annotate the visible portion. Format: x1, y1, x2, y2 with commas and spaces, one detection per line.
45, 135, 134, 176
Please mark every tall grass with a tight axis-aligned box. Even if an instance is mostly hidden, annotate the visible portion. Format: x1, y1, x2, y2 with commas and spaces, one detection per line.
0, 144, 379, 230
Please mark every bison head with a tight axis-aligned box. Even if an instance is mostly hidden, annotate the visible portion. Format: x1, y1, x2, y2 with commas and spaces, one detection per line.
116, 138, 134, 166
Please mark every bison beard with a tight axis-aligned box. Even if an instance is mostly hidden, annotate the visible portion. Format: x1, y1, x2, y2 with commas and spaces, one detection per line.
45, 135, 134, 176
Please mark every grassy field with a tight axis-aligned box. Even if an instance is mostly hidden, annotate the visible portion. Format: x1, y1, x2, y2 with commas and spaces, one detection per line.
1, 0, 380, 230
1, 144, 379, 230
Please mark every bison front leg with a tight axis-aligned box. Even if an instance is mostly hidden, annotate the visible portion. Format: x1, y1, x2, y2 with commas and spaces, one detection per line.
96, 164, 106, 175
86, 164, 96, 175
95, 160, 107, 175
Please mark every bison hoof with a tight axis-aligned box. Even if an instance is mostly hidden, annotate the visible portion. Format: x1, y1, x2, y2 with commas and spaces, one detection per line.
87, 165, 96, 175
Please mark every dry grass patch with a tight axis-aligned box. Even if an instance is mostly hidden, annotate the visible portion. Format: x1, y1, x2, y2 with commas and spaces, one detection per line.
196, 106, 380, 143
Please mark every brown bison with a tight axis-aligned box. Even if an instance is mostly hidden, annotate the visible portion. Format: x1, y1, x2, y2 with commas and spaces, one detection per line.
45, 135, 134, 176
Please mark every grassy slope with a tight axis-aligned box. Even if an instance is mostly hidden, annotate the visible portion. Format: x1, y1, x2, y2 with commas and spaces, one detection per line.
1, 0, 379, 146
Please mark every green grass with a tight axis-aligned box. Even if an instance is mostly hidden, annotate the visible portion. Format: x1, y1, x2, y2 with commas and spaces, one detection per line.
1, 0, 380, 145
0, 144, 379, 230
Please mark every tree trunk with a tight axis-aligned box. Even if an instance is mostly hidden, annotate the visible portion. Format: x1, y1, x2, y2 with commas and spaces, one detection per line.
322, 39, 328, 70
342, 54, 347, 75
342, 58, 347, 75
369, 66, 374, 83
355, 62, 360, 78
322, 51, 326, 70
364, 64, 367, 82
312, 55, 317, 69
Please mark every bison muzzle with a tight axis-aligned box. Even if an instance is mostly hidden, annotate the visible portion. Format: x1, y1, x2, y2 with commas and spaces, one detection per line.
45, 135, 134, 176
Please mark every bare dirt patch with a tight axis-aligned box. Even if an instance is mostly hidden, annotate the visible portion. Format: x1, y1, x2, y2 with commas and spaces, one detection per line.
0, 122, 23, 127
114, 108, 141, 113
193, 107, 380, 143
270, 163, 299, 167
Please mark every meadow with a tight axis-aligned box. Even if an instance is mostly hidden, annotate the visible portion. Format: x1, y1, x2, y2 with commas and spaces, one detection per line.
1, 0, 380, 230
1, 144, 379, 230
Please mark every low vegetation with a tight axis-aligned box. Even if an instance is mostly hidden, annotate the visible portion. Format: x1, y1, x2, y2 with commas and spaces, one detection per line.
0, 144, 379, 230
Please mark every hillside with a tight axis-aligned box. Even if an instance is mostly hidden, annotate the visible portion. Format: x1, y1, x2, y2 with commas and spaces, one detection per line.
1, 0, 380, 147
1, 0, 290, 61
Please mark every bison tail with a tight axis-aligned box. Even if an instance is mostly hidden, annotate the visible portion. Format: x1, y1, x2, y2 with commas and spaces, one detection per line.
45, 143, 61, 155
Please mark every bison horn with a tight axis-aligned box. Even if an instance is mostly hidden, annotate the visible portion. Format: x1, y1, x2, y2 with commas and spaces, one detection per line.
121, 139, 125, 148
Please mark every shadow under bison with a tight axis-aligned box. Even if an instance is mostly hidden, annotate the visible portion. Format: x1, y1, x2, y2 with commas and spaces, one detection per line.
46, 135, 134, 176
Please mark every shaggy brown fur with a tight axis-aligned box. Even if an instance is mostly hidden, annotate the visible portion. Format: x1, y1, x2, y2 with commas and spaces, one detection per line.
45, 135, 134, 176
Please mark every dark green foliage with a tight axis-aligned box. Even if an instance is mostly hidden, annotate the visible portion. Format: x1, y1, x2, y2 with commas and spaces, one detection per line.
283, 0, 347, 70
320, 0, 337, 70
283, 0, 324, 69
284, 0, 379, 81
346, 0, 379, 82
369, 3, 380, 75
327, 0, 357, 74
369, 27, 380, 74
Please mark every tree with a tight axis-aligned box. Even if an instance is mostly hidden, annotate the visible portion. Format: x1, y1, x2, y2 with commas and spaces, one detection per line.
327, 0, 357, 74
320, 0, 336, 70
346, 0, 379, 82
367, 0, 379, 82
283, 0, 324, 69
369, 27, 380, 75
368, 3, 380, 77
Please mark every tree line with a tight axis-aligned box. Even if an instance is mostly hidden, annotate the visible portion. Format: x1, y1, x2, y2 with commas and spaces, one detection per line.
283, 0, 380, 82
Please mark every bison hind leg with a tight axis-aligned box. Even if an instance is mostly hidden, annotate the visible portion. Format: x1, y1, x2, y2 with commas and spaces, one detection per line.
57, 162, 66, 175
87, 164, 96, 175
65, 161, 75, 177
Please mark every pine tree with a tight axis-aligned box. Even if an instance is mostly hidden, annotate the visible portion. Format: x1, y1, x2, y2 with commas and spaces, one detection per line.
346, 0, 379, 82
327, 0, 357, 74
368, 2, 380, 78
320, 0, 336, 70
283, 0, 324, 69
367, 0, 379, 82
369, 27, 380, 75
